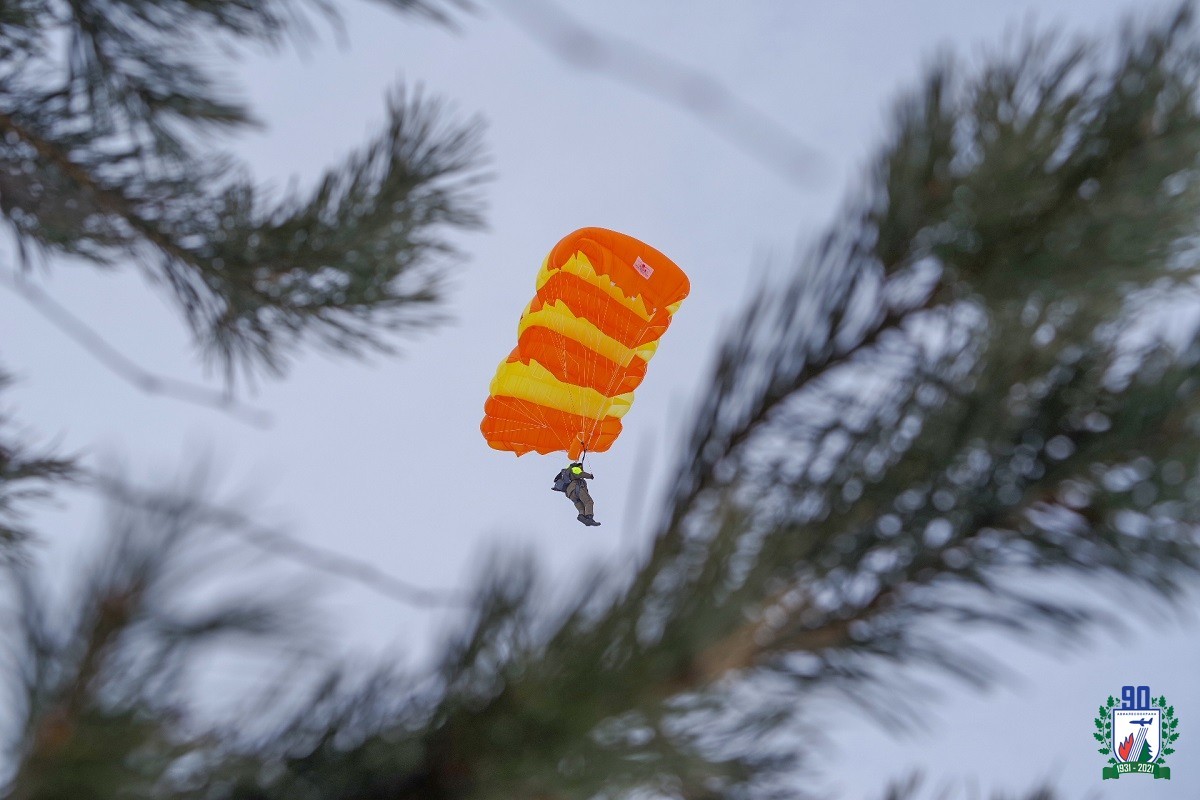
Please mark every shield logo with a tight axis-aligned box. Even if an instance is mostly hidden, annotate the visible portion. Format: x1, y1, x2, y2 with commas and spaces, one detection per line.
1113, 708, 1162, 764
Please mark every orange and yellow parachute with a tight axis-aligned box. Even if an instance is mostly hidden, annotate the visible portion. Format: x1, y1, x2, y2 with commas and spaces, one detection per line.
481, 228, 689, 458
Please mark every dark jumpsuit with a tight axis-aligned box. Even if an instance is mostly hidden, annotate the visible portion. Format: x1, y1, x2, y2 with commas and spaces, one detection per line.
565, 467, 594, 516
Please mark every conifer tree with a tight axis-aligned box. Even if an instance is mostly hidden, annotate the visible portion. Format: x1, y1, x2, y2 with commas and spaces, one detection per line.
0, 0, 485, 383
3, 2, 1200, 799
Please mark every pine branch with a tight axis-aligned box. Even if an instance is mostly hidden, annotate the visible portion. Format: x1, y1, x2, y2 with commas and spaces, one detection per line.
89, 471, 473, 609
2, 469, 311, 800
1, 1, 489, 381
0, 271, 273, 427
624, 2, 1200, 707
200, 85, 488, 379
493, 0, 826, 189
0, 369, 76, 559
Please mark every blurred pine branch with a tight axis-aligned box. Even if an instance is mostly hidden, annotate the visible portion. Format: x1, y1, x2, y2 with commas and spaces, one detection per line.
4, 2, 1200, 800
2, 467, 313, 800
0, 273, 273, 426
0, 368, 75, 559
0, 0, 487, 382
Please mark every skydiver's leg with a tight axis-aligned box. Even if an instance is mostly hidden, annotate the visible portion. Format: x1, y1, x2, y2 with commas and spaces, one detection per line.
577, 485, 594, 517
567, 486, 585, 515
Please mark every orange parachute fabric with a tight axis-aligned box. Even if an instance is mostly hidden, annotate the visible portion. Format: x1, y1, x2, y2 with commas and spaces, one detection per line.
481, 228, 689, 458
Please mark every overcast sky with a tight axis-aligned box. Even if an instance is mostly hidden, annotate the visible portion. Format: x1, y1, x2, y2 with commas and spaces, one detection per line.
2, 1, 1198, 797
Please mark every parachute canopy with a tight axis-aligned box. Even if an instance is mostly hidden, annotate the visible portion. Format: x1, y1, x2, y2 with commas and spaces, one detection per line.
481, 228, 689, 458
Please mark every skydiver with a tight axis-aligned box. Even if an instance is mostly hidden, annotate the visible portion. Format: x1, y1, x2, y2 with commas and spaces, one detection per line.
553, 462, 600, 526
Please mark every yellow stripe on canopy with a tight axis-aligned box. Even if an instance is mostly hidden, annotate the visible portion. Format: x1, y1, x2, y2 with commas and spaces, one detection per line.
490, 359, 633, 420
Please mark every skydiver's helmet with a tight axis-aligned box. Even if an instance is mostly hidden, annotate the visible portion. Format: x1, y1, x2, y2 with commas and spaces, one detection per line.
570, 462, 584, 475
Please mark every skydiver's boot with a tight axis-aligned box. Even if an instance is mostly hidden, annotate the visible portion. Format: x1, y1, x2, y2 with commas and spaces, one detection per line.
583, 515, 601, 526
577, 514, 589, 525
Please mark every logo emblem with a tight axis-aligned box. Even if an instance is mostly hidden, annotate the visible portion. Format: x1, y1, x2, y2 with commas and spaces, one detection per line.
1095, 685, 1178, 780
632, 257, 654, 279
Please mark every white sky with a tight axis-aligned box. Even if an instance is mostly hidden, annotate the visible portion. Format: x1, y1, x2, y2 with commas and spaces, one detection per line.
2, 1, 1198, 797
